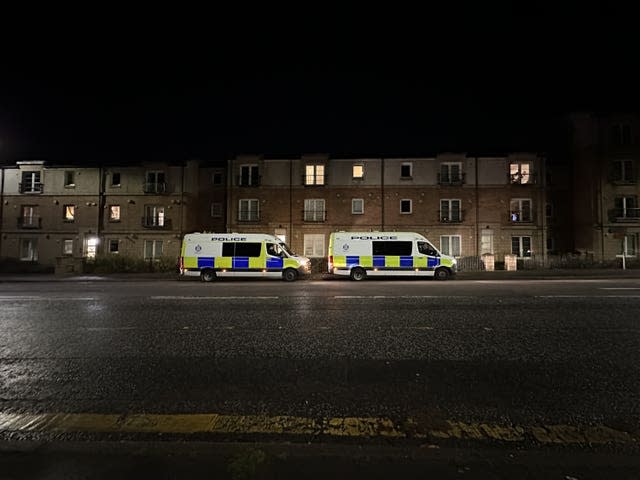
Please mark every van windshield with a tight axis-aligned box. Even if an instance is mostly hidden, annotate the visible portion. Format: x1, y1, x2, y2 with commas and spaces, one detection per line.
278, 242, 295, 257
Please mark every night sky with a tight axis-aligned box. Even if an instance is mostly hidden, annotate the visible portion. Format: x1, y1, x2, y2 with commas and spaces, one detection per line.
1, 5, 637, 164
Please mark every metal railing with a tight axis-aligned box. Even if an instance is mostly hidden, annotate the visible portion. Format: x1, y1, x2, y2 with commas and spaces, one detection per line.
238, 210, 260, 222
303, 210, 326, 222
17, 216, 42, 228
236, 175, 261, 187
302, 174, 327, 186
437, 172, 465, 185
143, 182, 168, 194
509, 172, 537, 184
141, 217, 172, 229
439, 210, 464, 223
19, 182, 43, 193
608, 208, 640, 222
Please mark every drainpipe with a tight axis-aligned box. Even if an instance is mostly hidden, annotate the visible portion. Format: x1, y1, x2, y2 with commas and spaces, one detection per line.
0, 166, 5, 257
380, 157, 385, 230
474, 156, 479, 257
289, 158, 293, 242
97, 166, 105, 253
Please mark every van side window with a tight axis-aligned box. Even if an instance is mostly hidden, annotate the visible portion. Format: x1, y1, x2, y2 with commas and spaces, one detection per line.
266, 243, 282, 257
372, 241, 412, 256
234, 242, 262, 257
222, 243, 235, 256
418, 241, 438, 256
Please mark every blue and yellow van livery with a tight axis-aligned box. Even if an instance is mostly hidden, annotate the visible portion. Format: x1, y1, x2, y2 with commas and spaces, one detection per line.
180, 233, 311, 282
328, 232, 456, 281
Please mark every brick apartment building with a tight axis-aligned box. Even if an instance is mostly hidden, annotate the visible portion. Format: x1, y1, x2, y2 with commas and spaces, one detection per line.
1, 112, 637, 270
226, 153, 548, 262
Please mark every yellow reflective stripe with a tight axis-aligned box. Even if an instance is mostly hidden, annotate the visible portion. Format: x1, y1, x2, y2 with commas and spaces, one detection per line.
215, 257, 232, 268
249, 257, 265, 268
283, 258, 299, 269
359, 256, 373, 267
183, 257, 198, 269
414, 256, 427, 268
333, 256, 346, 268
385, 256, 400, 267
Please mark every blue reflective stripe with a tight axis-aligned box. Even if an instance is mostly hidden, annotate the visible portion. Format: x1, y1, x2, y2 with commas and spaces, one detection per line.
428, 257, 439, 268
400, 256, 413, 267
266, 257, 283, 268
233, 257, 249, 268
346, 256, 360, 267
373, 256, 385, 267
197, 257, 214, 268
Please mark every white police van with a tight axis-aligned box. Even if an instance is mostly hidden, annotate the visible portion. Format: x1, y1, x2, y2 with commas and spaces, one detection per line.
328, 231, 456, 280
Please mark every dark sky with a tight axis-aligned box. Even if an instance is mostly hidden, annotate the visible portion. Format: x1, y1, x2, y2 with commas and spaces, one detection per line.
1, 5, 638, 164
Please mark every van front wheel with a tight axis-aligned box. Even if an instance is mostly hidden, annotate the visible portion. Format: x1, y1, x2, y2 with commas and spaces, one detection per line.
201, 269, 216, 282
350, 267, 367, 281
283, 268, 298, 282
434, 267, 450, 280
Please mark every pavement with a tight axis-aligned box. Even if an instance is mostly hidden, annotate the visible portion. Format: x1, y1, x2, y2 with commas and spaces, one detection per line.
1, 268, 640, 282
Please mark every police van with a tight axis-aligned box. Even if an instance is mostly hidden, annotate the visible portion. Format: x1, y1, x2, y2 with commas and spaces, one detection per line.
180, 233, 311, 282
328, 231, 456, 280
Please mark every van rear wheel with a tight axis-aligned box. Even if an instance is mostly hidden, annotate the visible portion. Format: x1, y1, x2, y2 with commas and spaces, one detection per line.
350, 267, 367, 281
283, 268, 298, 282
434, 267, 450, 280
201, 269, 216, 282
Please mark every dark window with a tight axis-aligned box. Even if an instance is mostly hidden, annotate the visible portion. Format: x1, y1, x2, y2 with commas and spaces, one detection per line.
112, 173, 121, 186
212, 172, 223, 185
64, 171, 75, 186
109, 240, 119, 253
222, 242, 262, 257
372, 241, 413, 256
401, 164, 412, 178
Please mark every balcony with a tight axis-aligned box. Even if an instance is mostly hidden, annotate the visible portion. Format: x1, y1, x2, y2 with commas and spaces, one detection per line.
303, 210, 326, 222
143, 182, 168, 194
236, 175, 261, 187
437, 173, 465, 186
19, 183, 43, 194
17, 216, 42, 229
141, 217, 172, 229
439, 210, 464, 223
608, 208, 640, 223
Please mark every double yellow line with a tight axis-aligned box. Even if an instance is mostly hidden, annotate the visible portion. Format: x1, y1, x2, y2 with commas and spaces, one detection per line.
0, 412, 636, 446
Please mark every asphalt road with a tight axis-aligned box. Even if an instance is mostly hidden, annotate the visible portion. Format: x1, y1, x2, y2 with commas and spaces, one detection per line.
1, 277, 640, 478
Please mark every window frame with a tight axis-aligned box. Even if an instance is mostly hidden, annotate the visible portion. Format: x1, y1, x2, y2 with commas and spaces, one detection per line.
400, 162, 413, 179
63, 204, 76, 222
439, 235, 462, 257
440, 198, 461, 222
304, 164, 325, 185
400, 199, 412, 214
351, 198, 364, 215
303, 234, 325, 258
510, 198, 533, 222
109, 205, 121, 222
238, 198, 259, 222
352, 164, 364, 179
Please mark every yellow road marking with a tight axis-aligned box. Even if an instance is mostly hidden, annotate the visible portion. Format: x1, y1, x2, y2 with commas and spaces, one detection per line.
0, 412, 635, 446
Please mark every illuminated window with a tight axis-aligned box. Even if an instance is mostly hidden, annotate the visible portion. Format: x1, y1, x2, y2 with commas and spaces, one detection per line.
305, 165, 325, 185
400, 199, 412, 214
510, 163, 532, 184
352, 198, 364, 214
109, 205, 121, 221
352, 164, 364, 179
64, 205, 75, 222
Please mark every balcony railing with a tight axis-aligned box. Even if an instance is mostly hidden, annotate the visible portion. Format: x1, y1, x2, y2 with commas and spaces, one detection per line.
141, 217, 172, 229
17, 216, 42, 228
143, 182, 168, 194
439, 210, 464, 223
509, 212, 534, 223
19, 183, 43, 193
238, 211, 260, 222
437, 172, 465, 186
236, 175, 261, 187
303, 210, 326, 222
608, 208, 640, 223
302, 174, 327, 186
509, 172, 537, 185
